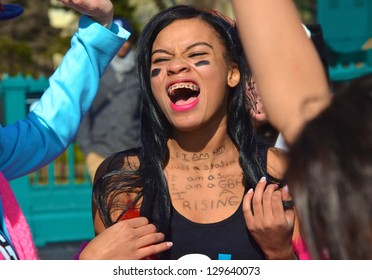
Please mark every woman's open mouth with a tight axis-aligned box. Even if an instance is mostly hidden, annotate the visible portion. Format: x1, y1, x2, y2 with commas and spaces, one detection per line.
167, 82, 200, 112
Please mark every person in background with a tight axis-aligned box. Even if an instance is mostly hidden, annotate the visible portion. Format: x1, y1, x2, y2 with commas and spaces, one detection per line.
0, 0, 131, 259
76, 17, 141, 182
231, 0, 372, 259
246, 24, 329, 149
246, 76, 279, 146
285, 74, 372, 259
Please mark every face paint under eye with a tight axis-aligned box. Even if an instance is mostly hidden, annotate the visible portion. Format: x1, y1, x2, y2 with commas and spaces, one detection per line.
151, 68, 161, 77
195, 60, 210, 67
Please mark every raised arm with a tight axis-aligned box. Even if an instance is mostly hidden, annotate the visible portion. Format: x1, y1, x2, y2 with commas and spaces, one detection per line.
1, 0, 130, 179
231, 0, 331, 143
58, 0, 114, 28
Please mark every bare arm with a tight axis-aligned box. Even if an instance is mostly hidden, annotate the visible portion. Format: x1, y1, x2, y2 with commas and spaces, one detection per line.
231, 0, 331, 143
58, 0, 114, 27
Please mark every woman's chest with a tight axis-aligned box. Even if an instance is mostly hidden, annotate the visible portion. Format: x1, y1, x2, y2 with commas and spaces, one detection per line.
165, 161, 245, 223
167, 205, 265, 260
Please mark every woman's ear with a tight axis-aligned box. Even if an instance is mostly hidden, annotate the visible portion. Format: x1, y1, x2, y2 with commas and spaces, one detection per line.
227, 64, 240, 87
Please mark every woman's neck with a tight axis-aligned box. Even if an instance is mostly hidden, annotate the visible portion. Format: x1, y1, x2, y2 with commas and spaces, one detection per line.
167, 132, 239, 169
165, 129, 244, 224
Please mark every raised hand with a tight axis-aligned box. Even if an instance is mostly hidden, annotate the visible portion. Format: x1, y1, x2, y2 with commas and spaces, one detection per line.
58, 0, 114, 27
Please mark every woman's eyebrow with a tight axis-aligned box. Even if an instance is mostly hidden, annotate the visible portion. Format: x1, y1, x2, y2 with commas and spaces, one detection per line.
151, 49, 171, 57
185, 42, 213, 51
151, 42, 213, 57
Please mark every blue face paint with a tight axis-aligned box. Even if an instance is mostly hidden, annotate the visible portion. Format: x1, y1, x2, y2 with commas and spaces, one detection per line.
151, 68, 161, 77
195, 60, 210, 67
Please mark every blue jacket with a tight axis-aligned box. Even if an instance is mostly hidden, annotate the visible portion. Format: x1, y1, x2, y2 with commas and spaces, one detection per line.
0, 15, 130, 180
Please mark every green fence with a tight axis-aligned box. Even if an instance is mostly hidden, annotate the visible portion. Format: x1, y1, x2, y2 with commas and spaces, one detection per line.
0, 74, 94, 247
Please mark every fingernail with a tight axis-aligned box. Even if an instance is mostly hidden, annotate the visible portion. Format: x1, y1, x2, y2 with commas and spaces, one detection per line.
259, 176, 266, 182
168, 242, 173, 248
284, 185, 289, 193
248, 188, 253, 193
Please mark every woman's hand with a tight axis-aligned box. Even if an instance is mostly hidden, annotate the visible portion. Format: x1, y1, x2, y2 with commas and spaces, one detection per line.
58, 0, 114, 28
243, 177, 296, 259
79, 217, 173, 260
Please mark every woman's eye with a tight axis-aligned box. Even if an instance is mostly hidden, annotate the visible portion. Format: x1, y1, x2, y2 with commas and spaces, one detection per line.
189, 52, 207, 58
153, 57, 170, 64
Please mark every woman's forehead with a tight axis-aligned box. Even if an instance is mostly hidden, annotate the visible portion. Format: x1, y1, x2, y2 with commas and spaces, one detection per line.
152, 18, 222, 50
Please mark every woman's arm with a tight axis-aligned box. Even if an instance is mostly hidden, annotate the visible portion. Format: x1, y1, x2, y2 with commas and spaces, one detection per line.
78, 205, 172, 260
81, 178, 171, 259
1, 8, 130, 179
231, 0, 331, 143
58, 0, 114, 28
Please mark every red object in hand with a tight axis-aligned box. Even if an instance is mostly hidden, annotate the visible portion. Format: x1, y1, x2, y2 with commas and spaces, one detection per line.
119, 199, 140, 221
120, 203, 157, 260
120, 208, 140, 220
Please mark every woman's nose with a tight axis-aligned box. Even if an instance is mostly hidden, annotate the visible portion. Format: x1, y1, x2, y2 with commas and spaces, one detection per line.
167, 57, 190, 75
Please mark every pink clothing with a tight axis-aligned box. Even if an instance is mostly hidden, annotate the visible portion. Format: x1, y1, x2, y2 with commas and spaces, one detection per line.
0, 173, 38, 260
292, 238, 311, 260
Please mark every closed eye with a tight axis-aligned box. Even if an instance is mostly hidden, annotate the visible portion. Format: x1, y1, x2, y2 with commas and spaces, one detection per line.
189, 52, 208, 58
153, 57, 171, 64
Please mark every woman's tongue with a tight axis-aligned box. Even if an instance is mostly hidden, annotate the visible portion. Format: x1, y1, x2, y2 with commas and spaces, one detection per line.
174, 96, 196, 105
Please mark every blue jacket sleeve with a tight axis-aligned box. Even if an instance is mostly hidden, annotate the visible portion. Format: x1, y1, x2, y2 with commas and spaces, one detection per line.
0, 15, 130, 180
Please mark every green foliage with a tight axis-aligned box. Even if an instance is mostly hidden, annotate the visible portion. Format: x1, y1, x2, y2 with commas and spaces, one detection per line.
0, 38, 33, 76
0, 0, 63, 77
294, 0, 317, 23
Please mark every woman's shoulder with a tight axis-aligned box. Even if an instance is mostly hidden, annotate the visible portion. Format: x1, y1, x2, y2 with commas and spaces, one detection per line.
93, 146, 142, 185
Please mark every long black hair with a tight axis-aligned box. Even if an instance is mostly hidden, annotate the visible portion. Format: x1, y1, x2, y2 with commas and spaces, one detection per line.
93, 5, 267, 238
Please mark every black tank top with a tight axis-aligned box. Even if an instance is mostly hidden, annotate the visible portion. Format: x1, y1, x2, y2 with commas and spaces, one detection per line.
166, 140, 281, 260
168, 204, 265, 260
